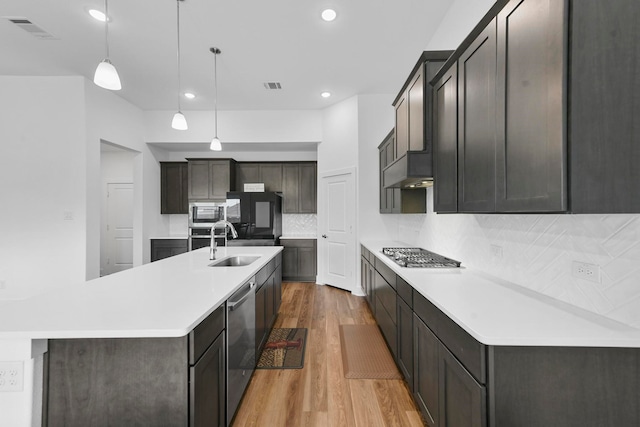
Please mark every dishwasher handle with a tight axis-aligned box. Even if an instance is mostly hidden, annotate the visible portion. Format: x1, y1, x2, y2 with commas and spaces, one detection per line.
228, 281, 256, 311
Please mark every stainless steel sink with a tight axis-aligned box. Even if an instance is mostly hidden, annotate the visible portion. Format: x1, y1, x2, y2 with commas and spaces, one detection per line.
208, 255, 260, 267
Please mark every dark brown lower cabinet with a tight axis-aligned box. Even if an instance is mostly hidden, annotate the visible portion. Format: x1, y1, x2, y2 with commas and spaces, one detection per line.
361, 249, 640, 427
190, 332, 226, 427
45, 305, 226, 427
413, 314, 441, 427
439, 344, 486, 427
151, 238, 188, 262
255, 262, 283, 355
281, 239, 317, 282
396, 295, 414, 391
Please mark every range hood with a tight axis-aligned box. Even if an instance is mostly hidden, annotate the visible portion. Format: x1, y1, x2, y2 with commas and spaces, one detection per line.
382, 151, 434, 189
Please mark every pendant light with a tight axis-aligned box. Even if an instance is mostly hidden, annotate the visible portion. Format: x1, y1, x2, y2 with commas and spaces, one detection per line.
93, 0, 121, 90
171, 0, 188, 130
209, 47, 222, 151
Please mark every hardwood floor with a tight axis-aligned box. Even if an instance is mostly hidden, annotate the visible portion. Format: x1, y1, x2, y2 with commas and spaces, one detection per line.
232, 282, 425, 427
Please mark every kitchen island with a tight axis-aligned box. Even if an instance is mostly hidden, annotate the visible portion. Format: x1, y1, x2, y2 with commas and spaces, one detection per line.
0, 246, 283, 427
361, 240, 640, 427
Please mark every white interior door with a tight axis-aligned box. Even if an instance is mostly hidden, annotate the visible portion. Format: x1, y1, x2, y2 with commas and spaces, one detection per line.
320, 168, 356, 292
105, 183, 133, 275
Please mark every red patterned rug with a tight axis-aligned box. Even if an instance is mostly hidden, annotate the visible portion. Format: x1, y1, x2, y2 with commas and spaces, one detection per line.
256, 328, 308, 369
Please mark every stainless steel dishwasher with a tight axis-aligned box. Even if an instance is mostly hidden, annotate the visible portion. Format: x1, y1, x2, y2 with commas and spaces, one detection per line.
226, 276, 256, 425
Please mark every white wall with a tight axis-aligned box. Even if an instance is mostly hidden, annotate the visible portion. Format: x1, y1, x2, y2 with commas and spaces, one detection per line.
85, 81, 159, 274
425, 0, 496, 50
0, 76, 87, 300
144, 110, 322, 144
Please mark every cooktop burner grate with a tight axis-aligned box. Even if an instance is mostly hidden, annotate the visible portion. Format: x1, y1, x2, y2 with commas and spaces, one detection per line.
381, 247, 461, 268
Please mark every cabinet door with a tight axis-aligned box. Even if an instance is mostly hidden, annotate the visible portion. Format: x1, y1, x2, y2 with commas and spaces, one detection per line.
298, 163, 317, 213
265, 273, 276, 329
274, 264, 282, 314
433, 63, 459, 213
236, 163, 260, 191
395, 94, 409, 158
413, 315, 440, 427
209, 160, 232, 200
458, 21, 497, 212
282, 164, 299, 213
255, 284, 267, 354
260, 163, 283, 192
190, 331, 225, 427
188, 160, 211, 200
161, 162, 188, 214
438, 345, 486, 427
397, 296, 414, 390
408, 67, 425, 151
282, 246, 298, 279
298, 244, 317, 280
495, 0, 567, 212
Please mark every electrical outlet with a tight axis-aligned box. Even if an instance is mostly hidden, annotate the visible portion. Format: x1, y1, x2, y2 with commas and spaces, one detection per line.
490, 244, 503, 259
572, 261, 601, 284
0, 280, 5, 290
0, 361, 24, 392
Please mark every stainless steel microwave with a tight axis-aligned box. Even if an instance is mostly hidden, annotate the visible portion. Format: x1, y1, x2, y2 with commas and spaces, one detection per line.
188, 202, 225, 228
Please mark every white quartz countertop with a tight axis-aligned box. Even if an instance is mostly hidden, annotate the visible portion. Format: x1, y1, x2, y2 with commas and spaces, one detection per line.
0, 246, 282, 340
280, 236, 317, 239
149, 236, 188, 240
361, 240, 640, 347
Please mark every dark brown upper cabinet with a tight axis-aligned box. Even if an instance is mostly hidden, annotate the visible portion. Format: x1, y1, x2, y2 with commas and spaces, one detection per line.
187, 159, 236, 202
431, 0, 640, 214
379, 129, 426, 214
282, 162, 317, 214
235, 163, 283, 192
433, 64, 459, 213
160, 162, 188, 214
458, 20, 497, 213
385, 51, 453, 190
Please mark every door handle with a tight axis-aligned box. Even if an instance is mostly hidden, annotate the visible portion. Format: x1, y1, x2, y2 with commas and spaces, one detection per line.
322, 234, 327, 238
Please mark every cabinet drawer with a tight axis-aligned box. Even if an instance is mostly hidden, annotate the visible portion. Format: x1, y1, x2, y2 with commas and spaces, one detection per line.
396, 276, 413, 307
413, 290, 486, 384
374, 257, 396, 290
256, 258, 276, 288
375, 271, 397, 320
189, 304, 225, 365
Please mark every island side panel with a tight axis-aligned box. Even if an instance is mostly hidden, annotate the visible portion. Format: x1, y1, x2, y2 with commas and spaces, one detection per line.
46, 337, 189, 426
488, 346, 640, 426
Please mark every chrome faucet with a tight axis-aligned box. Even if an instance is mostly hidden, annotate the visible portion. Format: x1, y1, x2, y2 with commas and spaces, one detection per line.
210, 220, 238, 260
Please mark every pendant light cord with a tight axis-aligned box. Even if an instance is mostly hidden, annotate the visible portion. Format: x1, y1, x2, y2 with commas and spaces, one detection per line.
214, 49, 218, 138
104, 0, 110, 58
176, 0, 182, 112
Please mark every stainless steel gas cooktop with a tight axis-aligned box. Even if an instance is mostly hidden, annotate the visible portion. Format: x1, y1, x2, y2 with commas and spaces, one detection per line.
381, 247, 461, 268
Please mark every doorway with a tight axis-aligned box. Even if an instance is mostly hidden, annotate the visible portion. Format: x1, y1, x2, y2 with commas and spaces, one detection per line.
319, 167, 357, 293
100, 143, 135, 276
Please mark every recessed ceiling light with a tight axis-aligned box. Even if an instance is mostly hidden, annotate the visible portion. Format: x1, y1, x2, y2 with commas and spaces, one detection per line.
321, 91, 331, 98
321, 9, 337, 22
184, 92, 196, 99
88, 9, 108, 22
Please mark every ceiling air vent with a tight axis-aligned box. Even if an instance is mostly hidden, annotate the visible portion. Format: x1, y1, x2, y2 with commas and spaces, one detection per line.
6, 17, 57, 40
263, 82, 282, 90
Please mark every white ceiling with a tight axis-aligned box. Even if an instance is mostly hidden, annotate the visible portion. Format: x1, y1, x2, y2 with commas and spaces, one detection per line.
1, 0, 452, 112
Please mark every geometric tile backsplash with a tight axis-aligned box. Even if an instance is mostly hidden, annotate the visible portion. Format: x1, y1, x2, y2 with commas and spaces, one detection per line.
395, 188, 640, 328
282, 214, 317, 237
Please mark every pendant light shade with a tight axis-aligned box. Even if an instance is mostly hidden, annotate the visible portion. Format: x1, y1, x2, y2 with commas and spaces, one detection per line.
94, 0, 121, 91
171, 0, 188, 130
171, 111, 188, 130
210, 137, 222, 151
94, 59, 121, 90
210, 47, 222, 151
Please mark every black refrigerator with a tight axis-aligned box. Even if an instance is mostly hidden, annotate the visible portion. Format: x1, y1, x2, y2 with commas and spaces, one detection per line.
226, 192, 282, 242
